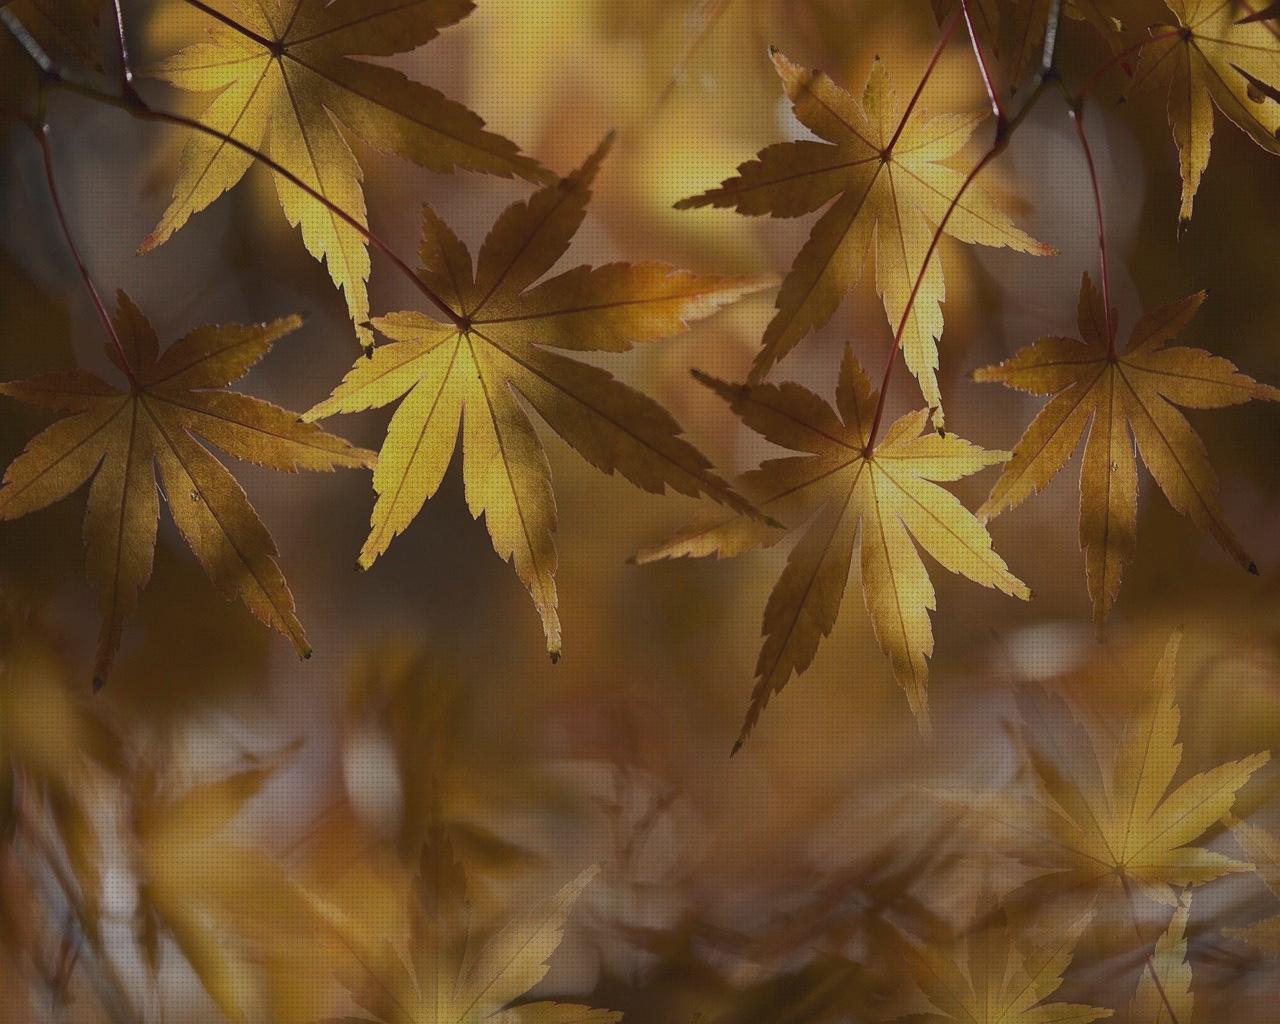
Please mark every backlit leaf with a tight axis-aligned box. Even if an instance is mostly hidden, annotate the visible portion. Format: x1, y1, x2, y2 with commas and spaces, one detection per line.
0, 293, 374, 686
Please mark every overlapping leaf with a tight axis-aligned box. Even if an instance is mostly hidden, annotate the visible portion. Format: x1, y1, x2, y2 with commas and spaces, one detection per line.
974, 273, 1279, 626
305, 137, 767, 659
0, 293, 374, 686
131, 755, 331, 1023
0, 606, 119, 946
143, 0, 547, 347
1224, 815, 1280, 954
633, 345, 1028, 747
957, 633, 1269, 903
677, 50, 1051, 422
1132, 0, 1280, 222
326, 823, 620, 1024
1132, 900, 1194, 1023
896, 907, 1111, 1023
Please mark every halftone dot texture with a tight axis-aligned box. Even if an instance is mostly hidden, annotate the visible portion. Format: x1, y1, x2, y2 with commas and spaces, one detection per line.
1, 0, 1279, 1020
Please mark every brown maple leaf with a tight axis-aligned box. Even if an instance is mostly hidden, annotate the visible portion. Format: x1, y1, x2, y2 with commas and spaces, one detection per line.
0, 293, 375, 686
974, 273, 1279, 625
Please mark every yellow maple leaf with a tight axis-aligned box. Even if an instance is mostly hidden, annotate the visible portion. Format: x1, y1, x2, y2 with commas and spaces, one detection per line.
141, 0, 548, 348
318, 823, 621, 1024
0, 604, 119, 945
1132, 0, 1280, 222
0, 293, 375, 686
956, 633, 1269, 904
974, 273, 1279, 626
131, 753, 335, 1024
677, 49, 1052, 422
633, 344, 1029, 747
305, 136, 768, 660
1224, 814, 1280, 954
898, 906, 1112, 1024
1131, 898, 1194, 1024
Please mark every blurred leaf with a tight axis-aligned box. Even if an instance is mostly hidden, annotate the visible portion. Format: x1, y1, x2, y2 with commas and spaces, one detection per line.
1131, 898, 1194, 1023
1225, 814, 1280, 954
953, 633, 1270, 904
897, 905, 1112, 1023
327, 823, 621, 1024
0, 601, 119, 945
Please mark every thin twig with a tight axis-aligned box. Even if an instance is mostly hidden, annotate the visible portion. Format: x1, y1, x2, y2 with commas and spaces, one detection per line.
1067, 97, 1116, 349
960, 0, 1006, 123
109, 0, 139, 100
29, 111, 139, 386
1040, 0, 1065, 80
884, 8, 964, 155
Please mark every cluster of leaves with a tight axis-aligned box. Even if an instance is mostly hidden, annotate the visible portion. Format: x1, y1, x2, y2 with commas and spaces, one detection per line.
1, 0, 769, 681
637, 0, 1280, 745
2, 0, 1280, 1020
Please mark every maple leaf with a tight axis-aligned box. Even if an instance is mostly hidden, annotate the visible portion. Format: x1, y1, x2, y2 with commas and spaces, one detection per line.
304, 136, 768, 660
633, 345, 1029, 747
1132, 0, 1280, 222
1131, 899, 1194, 1024
896, 905, 1112, 1024
956, 633, 1269, 904
322, 823, 620, 1024
973, 273, 1279, 626
1223, 814, 1280, 954
131, 754, 328, 1024
0, 604, 120, 945
141, 0, 548, 348
676, 49, 1051, 423
0, 293, 375, 687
